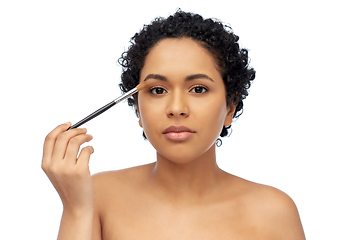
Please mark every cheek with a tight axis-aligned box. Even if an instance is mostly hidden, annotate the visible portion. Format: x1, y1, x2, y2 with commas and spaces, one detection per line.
138, 97, 163, 131
192, 98, 228, 129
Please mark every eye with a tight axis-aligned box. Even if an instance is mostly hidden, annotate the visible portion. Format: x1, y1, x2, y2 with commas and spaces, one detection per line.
190, 86, 208, 94
150, 87, 167, 95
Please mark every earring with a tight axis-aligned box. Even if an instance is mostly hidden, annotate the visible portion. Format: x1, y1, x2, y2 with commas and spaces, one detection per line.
216, 138, 222, 147
142, 131, 147, 140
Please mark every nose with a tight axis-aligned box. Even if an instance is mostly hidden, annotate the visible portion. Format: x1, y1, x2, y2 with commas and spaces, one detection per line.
166, 90, 189, 118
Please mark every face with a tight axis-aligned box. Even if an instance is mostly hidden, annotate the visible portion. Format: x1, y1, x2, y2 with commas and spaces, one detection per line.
137, 38, 235, 164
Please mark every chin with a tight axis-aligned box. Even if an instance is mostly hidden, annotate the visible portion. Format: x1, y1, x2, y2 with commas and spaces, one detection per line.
155, 143, 216, 165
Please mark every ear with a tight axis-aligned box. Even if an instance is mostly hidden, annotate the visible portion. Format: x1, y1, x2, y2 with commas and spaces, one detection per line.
224, 104, 236, 127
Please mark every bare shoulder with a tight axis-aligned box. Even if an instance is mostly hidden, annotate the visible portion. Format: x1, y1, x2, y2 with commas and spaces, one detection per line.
229, 177, 306, 239
242, 180, 299, 213
91, 163, 155, 203
92, 163, 154, 188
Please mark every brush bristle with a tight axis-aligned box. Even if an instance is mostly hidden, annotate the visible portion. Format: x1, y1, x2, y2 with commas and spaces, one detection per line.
136, 81, 148, 91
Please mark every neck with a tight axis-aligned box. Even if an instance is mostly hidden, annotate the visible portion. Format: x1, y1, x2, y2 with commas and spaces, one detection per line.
148, 144, 225, 202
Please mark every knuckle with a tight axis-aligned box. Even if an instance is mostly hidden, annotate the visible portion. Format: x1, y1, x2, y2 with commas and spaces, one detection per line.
79, 146, 93, 157
69, 137, 79, 145
41, 162, 49, 172
70, 128, 86, 134
47, 163, 58, 174
47, 162, 66, 175
83, 146, 92, 153
44, 132, 55, 142
57, 132, 68, 141
62, 167, 82, 179
57, 166, 74, 178
42, 161, 79, 179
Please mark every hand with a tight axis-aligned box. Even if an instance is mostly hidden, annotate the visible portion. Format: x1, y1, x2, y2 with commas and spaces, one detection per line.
42, 122, 95, 214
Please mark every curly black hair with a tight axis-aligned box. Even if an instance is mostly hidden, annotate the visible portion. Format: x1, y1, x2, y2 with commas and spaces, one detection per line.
119, 10, 255, 138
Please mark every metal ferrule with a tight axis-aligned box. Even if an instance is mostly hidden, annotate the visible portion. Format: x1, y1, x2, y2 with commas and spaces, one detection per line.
114, 87, 138, 104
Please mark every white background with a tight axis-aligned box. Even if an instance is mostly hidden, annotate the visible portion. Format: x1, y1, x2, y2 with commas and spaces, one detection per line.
1, 0, 359, 239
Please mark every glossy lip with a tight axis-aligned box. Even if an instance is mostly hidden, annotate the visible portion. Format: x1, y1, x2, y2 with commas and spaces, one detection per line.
163, 125, 195, 134
163, 125, 195, 141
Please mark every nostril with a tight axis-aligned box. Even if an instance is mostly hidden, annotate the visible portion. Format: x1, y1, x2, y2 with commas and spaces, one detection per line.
167, 112, 188, 117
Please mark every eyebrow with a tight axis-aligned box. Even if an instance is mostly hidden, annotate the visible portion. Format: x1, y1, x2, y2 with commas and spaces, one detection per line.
143, 73, 214, 82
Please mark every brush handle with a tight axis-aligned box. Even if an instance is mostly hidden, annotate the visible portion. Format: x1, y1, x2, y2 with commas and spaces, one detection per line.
67, 86, 140, 130
67, 101, 116, 130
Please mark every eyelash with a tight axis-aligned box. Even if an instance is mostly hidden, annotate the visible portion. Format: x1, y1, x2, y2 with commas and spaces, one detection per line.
149, 86, 167, 95
190, 85, 208, 94
149, 85, 208, 95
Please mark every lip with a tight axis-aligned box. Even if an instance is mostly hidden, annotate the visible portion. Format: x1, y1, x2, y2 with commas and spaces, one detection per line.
163, 125, 195, 141
163, 125, 195, 134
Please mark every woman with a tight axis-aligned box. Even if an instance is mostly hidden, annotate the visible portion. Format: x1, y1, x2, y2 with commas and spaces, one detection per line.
42, 10, 305, 239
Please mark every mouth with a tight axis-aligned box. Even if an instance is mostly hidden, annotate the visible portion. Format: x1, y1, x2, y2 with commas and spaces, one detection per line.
163, 125, 195, 141
163, 125, 195, 134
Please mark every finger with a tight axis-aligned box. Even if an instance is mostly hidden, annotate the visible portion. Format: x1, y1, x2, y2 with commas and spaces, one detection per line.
52, 128, 88, 160
77, 146, 94, 167
42, 122, 71, 165
64, 134, 93, 163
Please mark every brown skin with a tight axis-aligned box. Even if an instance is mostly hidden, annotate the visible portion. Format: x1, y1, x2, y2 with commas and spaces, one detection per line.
92, 164, 305, 240
42, 38, 305, 240
42, 124, 95, 240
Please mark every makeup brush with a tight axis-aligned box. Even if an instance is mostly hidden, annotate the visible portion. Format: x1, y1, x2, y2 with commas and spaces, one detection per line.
67, 81, 148, 130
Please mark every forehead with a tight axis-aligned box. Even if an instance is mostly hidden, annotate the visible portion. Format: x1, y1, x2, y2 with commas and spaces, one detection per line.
140, 38, 221, 81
